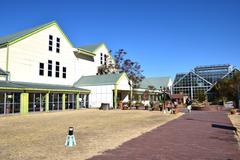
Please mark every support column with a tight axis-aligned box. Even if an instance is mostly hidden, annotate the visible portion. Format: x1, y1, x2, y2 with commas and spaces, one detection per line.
6, 45, 9, 71
130, 87, 133, 101
114, 85, 118, 109
20, 93, 29, 115
138, 94, 141, 102
76, 93, 79, 109
62, 94, 66, 111
45, 93, 49, 112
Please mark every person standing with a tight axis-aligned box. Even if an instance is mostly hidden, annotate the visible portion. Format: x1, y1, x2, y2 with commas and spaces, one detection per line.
186, 98, 192, 113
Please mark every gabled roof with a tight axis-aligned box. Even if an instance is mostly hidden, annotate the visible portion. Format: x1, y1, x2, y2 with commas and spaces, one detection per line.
139, 77, 172, 89
78, 43, 103, 52
0, 21, 73, 47
74, 73, 127, 86
78, 42, 115, 63
206, 68, 240, 93
75, 43, 106, 57
172, 70, 212, 87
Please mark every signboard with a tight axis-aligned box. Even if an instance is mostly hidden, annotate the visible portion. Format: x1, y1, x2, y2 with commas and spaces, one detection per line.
224, 101, 234, 109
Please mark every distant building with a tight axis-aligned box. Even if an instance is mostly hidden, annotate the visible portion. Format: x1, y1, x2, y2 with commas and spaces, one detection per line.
172, 64, 239, 100
133, 77, 172, 101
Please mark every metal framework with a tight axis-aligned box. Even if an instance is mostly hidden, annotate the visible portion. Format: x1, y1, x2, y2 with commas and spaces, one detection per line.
172, 64, 235, 100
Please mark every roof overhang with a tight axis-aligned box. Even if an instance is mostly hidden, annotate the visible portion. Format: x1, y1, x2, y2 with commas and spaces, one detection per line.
0, 43, 8, 48
0, 21, 75, 48
74, 48, 96, 57
0, 81, 90, 93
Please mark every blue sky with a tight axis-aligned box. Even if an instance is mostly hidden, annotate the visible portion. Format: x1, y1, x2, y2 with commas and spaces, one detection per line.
1, 0, 240, 78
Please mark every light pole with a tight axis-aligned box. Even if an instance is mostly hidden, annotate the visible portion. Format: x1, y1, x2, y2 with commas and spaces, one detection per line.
160, 86, 167, 113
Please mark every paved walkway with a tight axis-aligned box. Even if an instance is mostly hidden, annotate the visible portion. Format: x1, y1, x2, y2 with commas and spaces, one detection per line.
89, 111, 240, 160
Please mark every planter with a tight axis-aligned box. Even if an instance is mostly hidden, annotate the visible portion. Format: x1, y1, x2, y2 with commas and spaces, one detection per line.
191, 105, 205, 111
172, 108, 180, 114
230, 109, 237, 114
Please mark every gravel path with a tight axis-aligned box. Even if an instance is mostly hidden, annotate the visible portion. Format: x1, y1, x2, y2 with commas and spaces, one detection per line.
89, 111, 240, 160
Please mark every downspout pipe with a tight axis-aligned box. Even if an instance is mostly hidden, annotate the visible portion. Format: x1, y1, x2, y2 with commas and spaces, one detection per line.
6, 44, 9, 72
6, 44, 10, 81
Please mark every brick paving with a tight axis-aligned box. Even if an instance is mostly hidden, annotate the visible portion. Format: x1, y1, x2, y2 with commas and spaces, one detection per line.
89, 111, 240, 160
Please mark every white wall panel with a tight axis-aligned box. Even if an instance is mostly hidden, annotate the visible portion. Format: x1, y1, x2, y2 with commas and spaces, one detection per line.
79, 85, 114, 108
8, 25, 76, 85
0, 48, 7, 70
117, 75, 131, 91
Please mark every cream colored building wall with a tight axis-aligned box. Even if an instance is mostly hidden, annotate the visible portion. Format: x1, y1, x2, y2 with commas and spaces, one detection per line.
74, 44, 115, 81
94, 44, 115, 67
0, 48, 7, 70
79, 85, 114, 108
117, 75, 131, 102
117, 75, 131, 91
74, 58, 96, 81
0, 76, 6, 81
7, 25, 76, 85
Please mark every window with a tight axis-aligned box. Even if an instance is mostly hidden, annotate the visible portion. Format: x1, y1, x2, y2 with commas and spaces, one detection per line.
63, 67, 66, 78
104, 54, 107, 65
48, 60, 52, 77
56, 62, 60, 77
39, 63, 44, 76
49, 35, 53, 51
56, 37, 60, 53
100, 53, 103, 64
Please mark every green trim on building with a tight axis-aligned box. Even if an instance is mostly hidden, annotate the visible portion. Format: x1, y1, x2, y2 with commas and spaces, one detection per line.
75, 48, 96, 57
115, 72, 129, 85
0, 21, 74, 48
0, 87, 23, 91
139, 77, 172, 90
62, 94, 66, 111
114, 84, 118, 109
78, 43, 103, 52
0, 81, 90, 115
20, 93, 29, 114
76, 94, 79, 109
0, 81, 90, 93
74, 73, 126, 87
6, 45, 9, 71
78, 43, 116, 64
45, 93, 49, 112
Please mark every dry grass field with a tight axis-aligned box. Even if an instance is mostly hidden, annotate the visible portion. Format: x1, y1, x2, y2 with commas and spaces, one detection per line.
229, 114, 240, 146
0, 110, 183, 160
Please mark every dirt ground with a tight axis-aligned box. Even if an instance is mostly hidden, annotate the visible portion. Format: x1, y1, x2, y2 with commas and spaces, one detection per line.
0, 110, 183, 160
229, 114, 240, 146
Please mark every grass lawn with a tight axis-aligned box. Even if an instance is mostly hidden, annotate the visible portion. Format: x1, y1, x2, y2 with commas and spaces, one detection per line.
0, 110, 183, 160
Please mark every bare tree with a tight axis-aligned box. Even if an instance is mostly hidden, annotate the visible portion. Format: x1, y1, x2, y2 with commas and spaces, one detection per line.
114, 49, 145, 88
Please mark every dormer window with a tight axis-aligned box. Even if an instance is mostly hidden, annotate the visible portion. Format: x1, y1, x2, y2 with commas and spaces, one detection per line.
56, 37, 60, 53
49, 35, 53, 51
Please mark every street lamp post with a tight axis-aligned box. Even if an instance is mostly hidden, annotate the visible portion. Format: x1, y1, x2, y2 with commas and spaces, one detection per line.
160, 86, 166, 113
